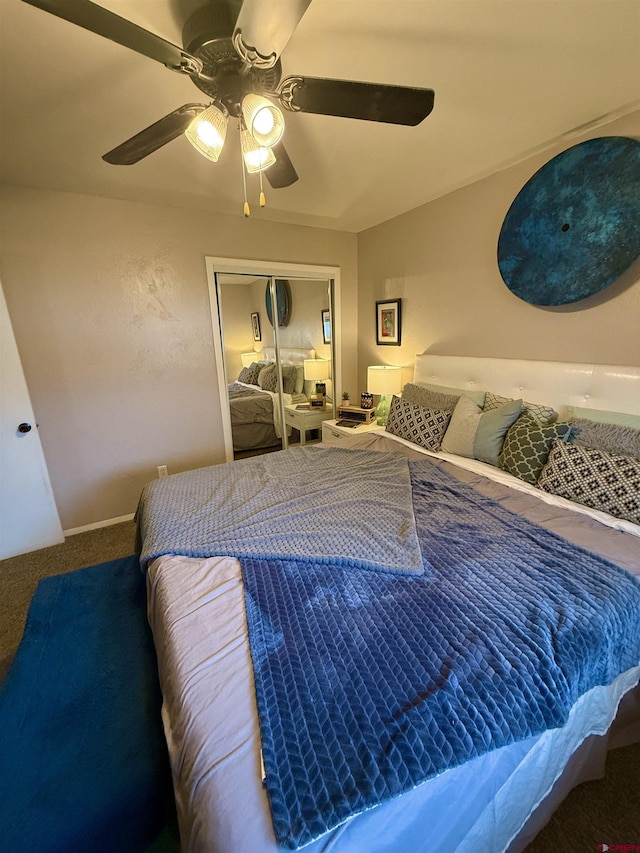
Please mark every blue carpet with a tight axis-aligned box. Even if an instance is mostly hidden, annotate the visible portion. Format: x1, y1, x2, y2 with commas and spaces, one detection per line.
0, 556, 175, 853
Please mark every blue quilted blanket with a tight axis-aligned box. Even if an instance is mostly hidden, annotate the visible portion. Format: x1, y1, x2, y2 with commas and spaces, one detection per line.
240, 458, 640, 849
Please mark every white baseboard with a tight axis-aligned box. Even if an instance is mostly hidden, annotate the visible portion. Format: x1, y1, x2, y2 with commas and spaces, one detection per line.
64, 513, 135, 537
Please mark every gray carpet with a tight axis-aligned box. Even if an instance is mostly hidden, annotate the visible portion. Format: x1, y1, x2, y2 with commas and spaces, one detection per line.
1, 521, 638, 851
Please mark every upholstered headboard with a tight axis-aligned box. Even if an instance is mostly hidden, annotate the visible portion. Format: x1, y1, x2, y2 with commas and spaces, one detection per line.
262, 347, 316, 366
414, 355, 640, 419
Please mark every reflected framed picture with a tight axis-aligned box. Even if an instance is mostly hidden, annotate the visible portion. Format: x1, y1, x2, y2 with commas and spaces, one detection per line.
321, 309, 331, 344
376, 299, 401, 346
251, 312, 261, 342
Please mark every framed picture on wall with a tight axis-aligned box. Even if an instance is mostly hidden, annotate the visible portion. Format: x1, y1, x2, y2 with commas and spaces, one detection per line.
321, 309, 331, 344
376, 299, 402, 346
251, 312, 261, 342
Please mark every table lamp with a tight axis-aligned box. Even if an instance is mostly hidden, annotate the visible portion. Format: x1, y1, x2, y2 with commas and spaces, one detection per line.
240, 352, 258, 368
367, 365, 402, 425
304, 359, 330, 408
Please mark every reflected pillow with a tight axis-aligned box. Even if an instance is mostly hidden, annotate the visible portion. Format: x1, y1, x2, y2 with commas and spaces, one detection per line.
238, 362, 263, 386
499, 414, 571, 484
385, 396, 451, 451
258, 364, 278, 392
281, 365, 298, 395
538, 440, 640, 525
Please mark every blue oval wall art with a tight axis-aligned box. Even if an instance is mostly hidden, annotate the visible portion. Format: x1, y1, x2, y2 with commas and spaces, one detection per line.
497, 136, 640, 306
265, 279, 292, 327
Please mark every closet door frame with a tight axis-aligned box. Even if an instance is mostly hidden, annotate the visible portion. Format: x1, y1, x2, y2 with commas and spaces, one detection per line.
205, 256, 341, 462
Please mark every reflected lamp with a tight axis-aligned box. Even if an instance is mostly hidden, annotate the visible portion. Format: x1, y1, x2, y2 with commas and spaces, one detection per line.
240, 352, 257, 368
303, 358, 330, 382
367, 365, 402, 425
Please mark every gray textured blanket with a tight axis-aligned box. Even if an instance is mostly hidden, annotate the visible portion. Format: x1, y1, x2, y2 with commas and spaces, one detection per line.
137, 446, 423, 574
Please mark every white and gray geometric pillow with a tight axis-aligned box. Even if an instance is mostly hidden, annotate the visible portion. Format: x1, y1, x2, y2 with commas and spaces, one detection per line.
484, 391, 557, 425
537, 439, 640, 524
385, 396, 452, 452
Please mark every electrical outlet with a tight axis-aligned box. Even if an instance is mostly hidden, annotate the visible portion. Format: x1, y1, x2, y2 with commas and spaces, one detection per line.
157, 465, 168, 479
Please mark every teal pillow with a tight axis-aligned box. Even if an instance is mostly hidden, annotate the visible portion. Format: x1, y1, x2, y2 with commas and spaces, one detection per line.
473, 398, 523, 466
568, 406, 640, 429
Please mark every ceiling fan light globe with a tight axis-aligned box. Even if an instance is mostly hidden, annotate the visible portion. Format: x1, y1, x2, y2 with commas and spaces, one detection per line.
242, 94, 285, 148
241, 129, 276, 174
185, 104, 228, 162
253, 108, 275, 136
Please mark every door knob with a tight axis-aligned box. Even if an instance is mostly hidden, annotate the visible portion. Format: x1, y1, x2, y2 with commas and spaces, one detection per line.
18, 423, 32, 433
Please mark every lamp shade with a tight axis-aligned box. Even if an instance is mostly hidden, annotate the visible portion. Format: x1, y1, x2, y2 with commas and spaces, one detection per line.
240, 352, 257, 368
185, 104, 228, 162
367, 365, 402, 396
304, 358, 330, 381
242, 94, 285, 148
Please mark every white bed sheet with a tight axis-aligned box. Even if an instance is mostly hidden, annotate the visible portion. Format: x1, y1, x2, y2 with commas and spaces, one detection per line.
233, 380, 295, 438
371, 428, 640, 538
146, 446, 640, 853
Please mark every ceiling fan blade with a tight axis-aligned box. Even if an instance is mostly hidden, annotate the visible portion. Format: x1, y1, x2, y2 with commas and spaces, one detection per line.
233, 0, 312, 69
102, 105, 206, 165
279, 77, 435, 126
266, 142, 298, 188
22, 0, 202, 74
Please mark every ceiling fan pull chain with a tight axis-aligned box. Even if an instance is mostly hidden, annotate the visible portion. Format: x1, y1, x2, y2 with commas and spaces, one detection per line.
241, 141, 251, 218
259, 171, 266, 208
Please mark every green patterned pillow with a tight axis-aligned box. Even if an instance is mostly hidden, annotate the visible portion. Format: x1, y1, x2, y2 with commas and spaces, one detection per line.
538, 440, 640, 525
484, 391, 557, 425
499, 414, 571, 484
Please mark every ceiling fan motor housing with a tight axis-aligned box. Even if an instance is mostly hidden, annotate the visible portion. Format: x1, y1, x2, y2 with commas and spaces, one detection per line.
183, 1, 282, 114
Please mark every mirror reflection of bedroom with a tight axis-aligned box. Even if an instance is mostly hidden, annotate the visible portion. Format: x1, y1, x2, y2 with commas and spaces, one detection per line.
217, 274, 334, 460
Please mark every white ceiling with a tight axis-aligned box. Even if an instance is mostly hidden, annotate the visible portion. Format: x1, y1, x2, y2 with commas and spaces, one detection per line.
1, 0, 639, 233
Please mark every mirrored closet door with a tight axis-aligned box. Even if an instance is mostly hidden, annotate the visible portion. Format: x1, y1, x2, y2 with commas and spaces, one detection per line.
212, 269, 336, 461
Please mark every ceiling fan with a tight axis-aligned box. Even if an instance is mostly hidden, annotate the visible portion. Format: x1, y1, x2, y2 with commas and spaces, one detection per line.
22, 0, 435, 205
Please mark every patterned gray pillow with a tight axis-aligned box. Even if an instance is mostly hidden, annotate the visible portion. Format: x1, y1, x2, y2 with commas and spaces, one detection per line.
385, 396, 452, 451
238, 362, 262, 385
258, 363, 278, 392
402, 383, 460, 412
281, 365, 298, 395
499, 414, 571, 484
570, 417, 640, 459
484, 391, 557, 425
537, 440, 640, 524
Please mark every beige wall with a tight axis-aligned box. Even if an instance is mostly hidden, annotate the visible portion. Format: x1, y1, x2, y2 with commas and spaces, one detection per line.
357, 112, 640, 395
0, 186, 357, 529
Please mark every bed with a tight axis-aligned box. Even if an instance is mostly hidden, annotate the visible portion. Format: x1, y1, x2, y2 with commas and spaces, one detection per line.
137, 355, 640, 853
228, 347, 314, 452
